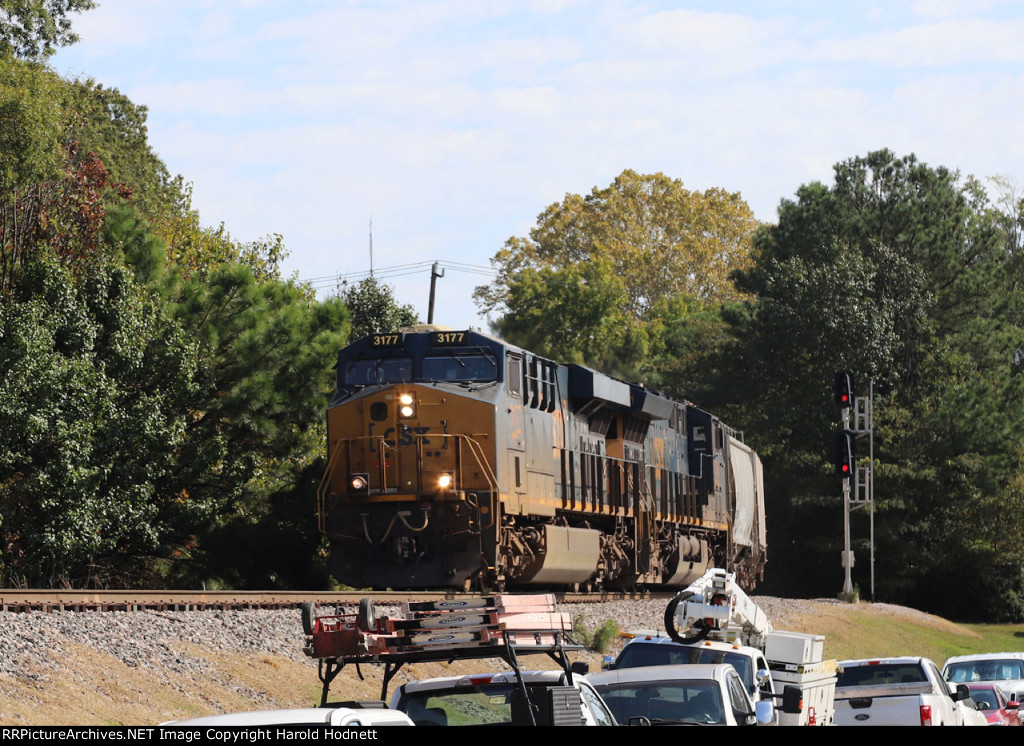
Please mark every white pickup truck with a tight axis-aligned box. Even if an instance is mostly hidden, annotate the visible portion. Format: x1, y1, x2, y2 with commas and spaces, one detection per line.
390, 669, 616, 726
834, 656, 981, 726
163, 706, 414, 726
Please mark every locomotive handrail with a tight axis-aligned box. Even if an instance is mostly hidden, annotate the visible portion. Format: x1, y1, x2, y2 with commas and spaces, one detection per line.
411, 432, 499, 533
316, 435, 389, 534
316, 436, 348, 534
457, 434, 499, 532
318, 432, 499, 533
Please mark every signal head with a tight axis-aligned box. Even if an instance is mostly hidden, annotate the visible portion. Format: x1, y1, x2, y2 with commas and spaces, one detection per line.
833, 370, 855, 408
833, 430, 856, 478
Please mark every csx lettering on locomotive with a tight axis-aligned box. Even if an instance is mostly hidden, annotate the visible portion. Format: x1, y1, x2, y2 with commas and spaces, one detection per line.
317, 326, 767, 591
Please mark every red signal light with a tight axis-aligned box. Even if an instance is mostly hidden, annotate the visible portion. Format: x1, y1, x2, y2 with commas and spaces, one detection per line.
834, 430, 855, 478
834, 371, 855, 408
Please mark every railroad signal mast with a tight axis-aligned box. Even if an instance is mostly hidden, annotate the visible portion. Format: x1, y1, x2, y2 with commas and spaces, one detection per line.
834, 371, 875, 601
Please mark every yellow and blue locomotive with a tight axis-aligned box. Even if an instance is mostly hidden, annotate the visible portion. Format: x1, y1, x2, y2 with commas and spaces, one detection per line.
317, 326, 766, 591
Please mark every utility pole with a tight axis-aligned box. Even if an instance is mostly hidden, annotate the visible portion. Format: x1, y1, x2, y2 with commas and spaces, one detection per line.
427, 261, 444, 324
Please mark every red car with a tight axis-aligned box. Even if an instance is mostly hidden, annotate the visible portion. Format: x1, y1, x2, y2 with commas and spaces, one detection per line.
967, 683, 1023, 726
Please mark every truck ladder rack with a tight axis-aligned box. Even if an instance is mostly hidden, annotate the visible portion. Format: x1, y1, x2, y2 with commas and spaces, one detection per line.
302, 593, 583, 711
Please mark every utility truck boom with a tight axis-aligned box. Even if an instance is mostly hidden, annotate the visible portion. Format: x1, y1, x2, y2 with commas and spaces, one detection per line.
665, 567, 773, 648
607, 568, 837, 726
665, 568, 837, 726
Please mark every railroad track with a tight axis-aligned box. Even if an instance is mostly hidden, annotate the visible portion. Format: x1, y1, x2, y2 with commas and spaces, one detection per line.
0, 588, 671, 613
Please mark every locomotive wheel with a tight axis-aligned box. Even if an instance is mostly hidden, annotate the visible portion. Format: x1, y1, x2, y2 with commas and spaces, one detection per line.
358, 598, 376, 631
300, 602, 317, 636
664, 590, 710, 644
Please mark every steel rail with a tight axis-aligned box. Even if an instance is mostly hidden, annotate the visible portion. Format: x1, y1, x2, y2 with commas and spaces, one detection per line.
0, 588, 670, 613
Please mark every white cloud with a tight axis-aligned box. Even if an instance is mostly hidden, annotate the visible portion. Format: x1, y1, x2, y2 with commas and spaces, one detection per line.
818, 18, 1024, 67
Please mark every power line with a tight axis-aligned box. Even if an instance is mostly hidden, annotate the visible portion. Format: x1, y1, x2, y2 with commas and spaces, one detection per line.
306, 260, 498, 290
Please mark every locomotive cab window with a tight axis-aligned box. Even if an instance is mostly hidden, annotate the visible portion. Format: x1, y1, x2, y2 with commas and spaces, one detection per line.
422, 352, 497, 382
507, 355, 522, 396
343, 357, 413, 385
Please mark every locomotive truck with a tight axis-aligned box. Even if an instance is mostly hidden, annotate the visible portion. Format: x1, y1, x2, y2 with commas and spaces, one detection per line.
317, 325, 766, 591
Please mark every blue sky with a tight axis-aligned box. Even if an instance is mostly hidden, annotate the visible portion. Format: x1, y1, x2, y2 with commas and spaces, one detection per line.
50, 0, 1024, 328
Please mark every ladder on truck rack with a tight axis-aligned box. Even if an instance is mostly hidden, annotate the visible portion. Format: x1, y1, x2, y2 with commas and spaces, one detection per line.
301, 593, 584, 725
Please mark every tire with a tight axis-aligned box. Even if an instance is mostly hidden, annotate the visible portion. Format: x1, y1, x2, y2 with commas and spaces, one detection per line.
301, 602, 317, 636
664, 590, 710, 644
358, 597, 376, 631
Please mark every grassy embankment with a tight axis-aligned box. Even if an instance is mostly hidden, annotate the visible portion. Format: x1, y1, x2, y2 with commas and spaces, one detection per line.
778, 600, 1024, 662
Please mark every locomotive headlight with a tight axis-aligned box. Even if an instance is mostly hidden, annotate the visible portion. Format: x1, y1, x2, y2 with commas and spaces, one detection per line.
398, 393, 415, 418
437, 473, 454, 490
350, 473, 369, 492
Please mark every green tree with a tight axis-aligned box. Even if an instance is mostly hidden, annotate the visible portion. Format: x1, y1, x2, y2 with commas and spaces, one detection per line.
64, 78, 187, 220
489, 260, 648, 378
475, 170, 758, 372
0, 0, 96, 59
337, 275, 418, 343
0, 56, 65, 192
1, 204, 351, 587
0, 248, 199, 586
726, 150, 1024, 618
0, 51, 350, 588
154, 263, 347, 585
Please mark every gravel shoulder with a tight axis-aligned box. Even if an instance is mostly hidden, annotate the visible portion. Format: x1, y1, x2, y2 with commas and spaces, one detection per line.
0, 596, 976, 725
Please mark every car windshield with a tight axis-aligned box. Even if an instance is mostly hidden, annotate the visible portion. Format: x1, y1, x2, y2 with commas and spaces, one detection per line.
594, 680, 725, 725
615, 644, 754, 693
397, 682, 571, 726
946, 659, 1024, 683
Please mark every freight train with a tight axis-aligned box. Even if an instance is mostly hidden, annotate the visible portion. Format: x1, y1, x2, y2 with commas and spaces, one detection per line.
317, 326, 766, 591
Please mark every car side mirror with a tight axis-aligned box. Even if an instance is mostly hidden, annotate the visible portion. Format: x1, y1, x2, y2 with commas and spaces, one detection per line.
780, 685, 803, 715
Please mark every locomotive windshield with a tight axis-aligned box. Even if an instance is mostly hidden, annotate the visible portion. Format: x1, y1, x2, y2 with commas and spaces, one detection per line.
343, 357, 414, 385
422, 352, 497, 382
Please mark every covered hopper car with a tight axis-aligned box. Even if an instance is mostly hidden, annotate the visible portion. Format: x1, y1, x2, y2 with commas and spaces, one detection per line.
317, 326, 766, 591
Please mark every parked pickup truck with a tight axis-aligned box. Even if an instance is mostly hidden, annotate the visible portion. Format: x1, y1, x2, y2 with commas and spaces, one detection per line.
389, 669, 616, 726
163, 706, 414, 726
834, 656, 980, 726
